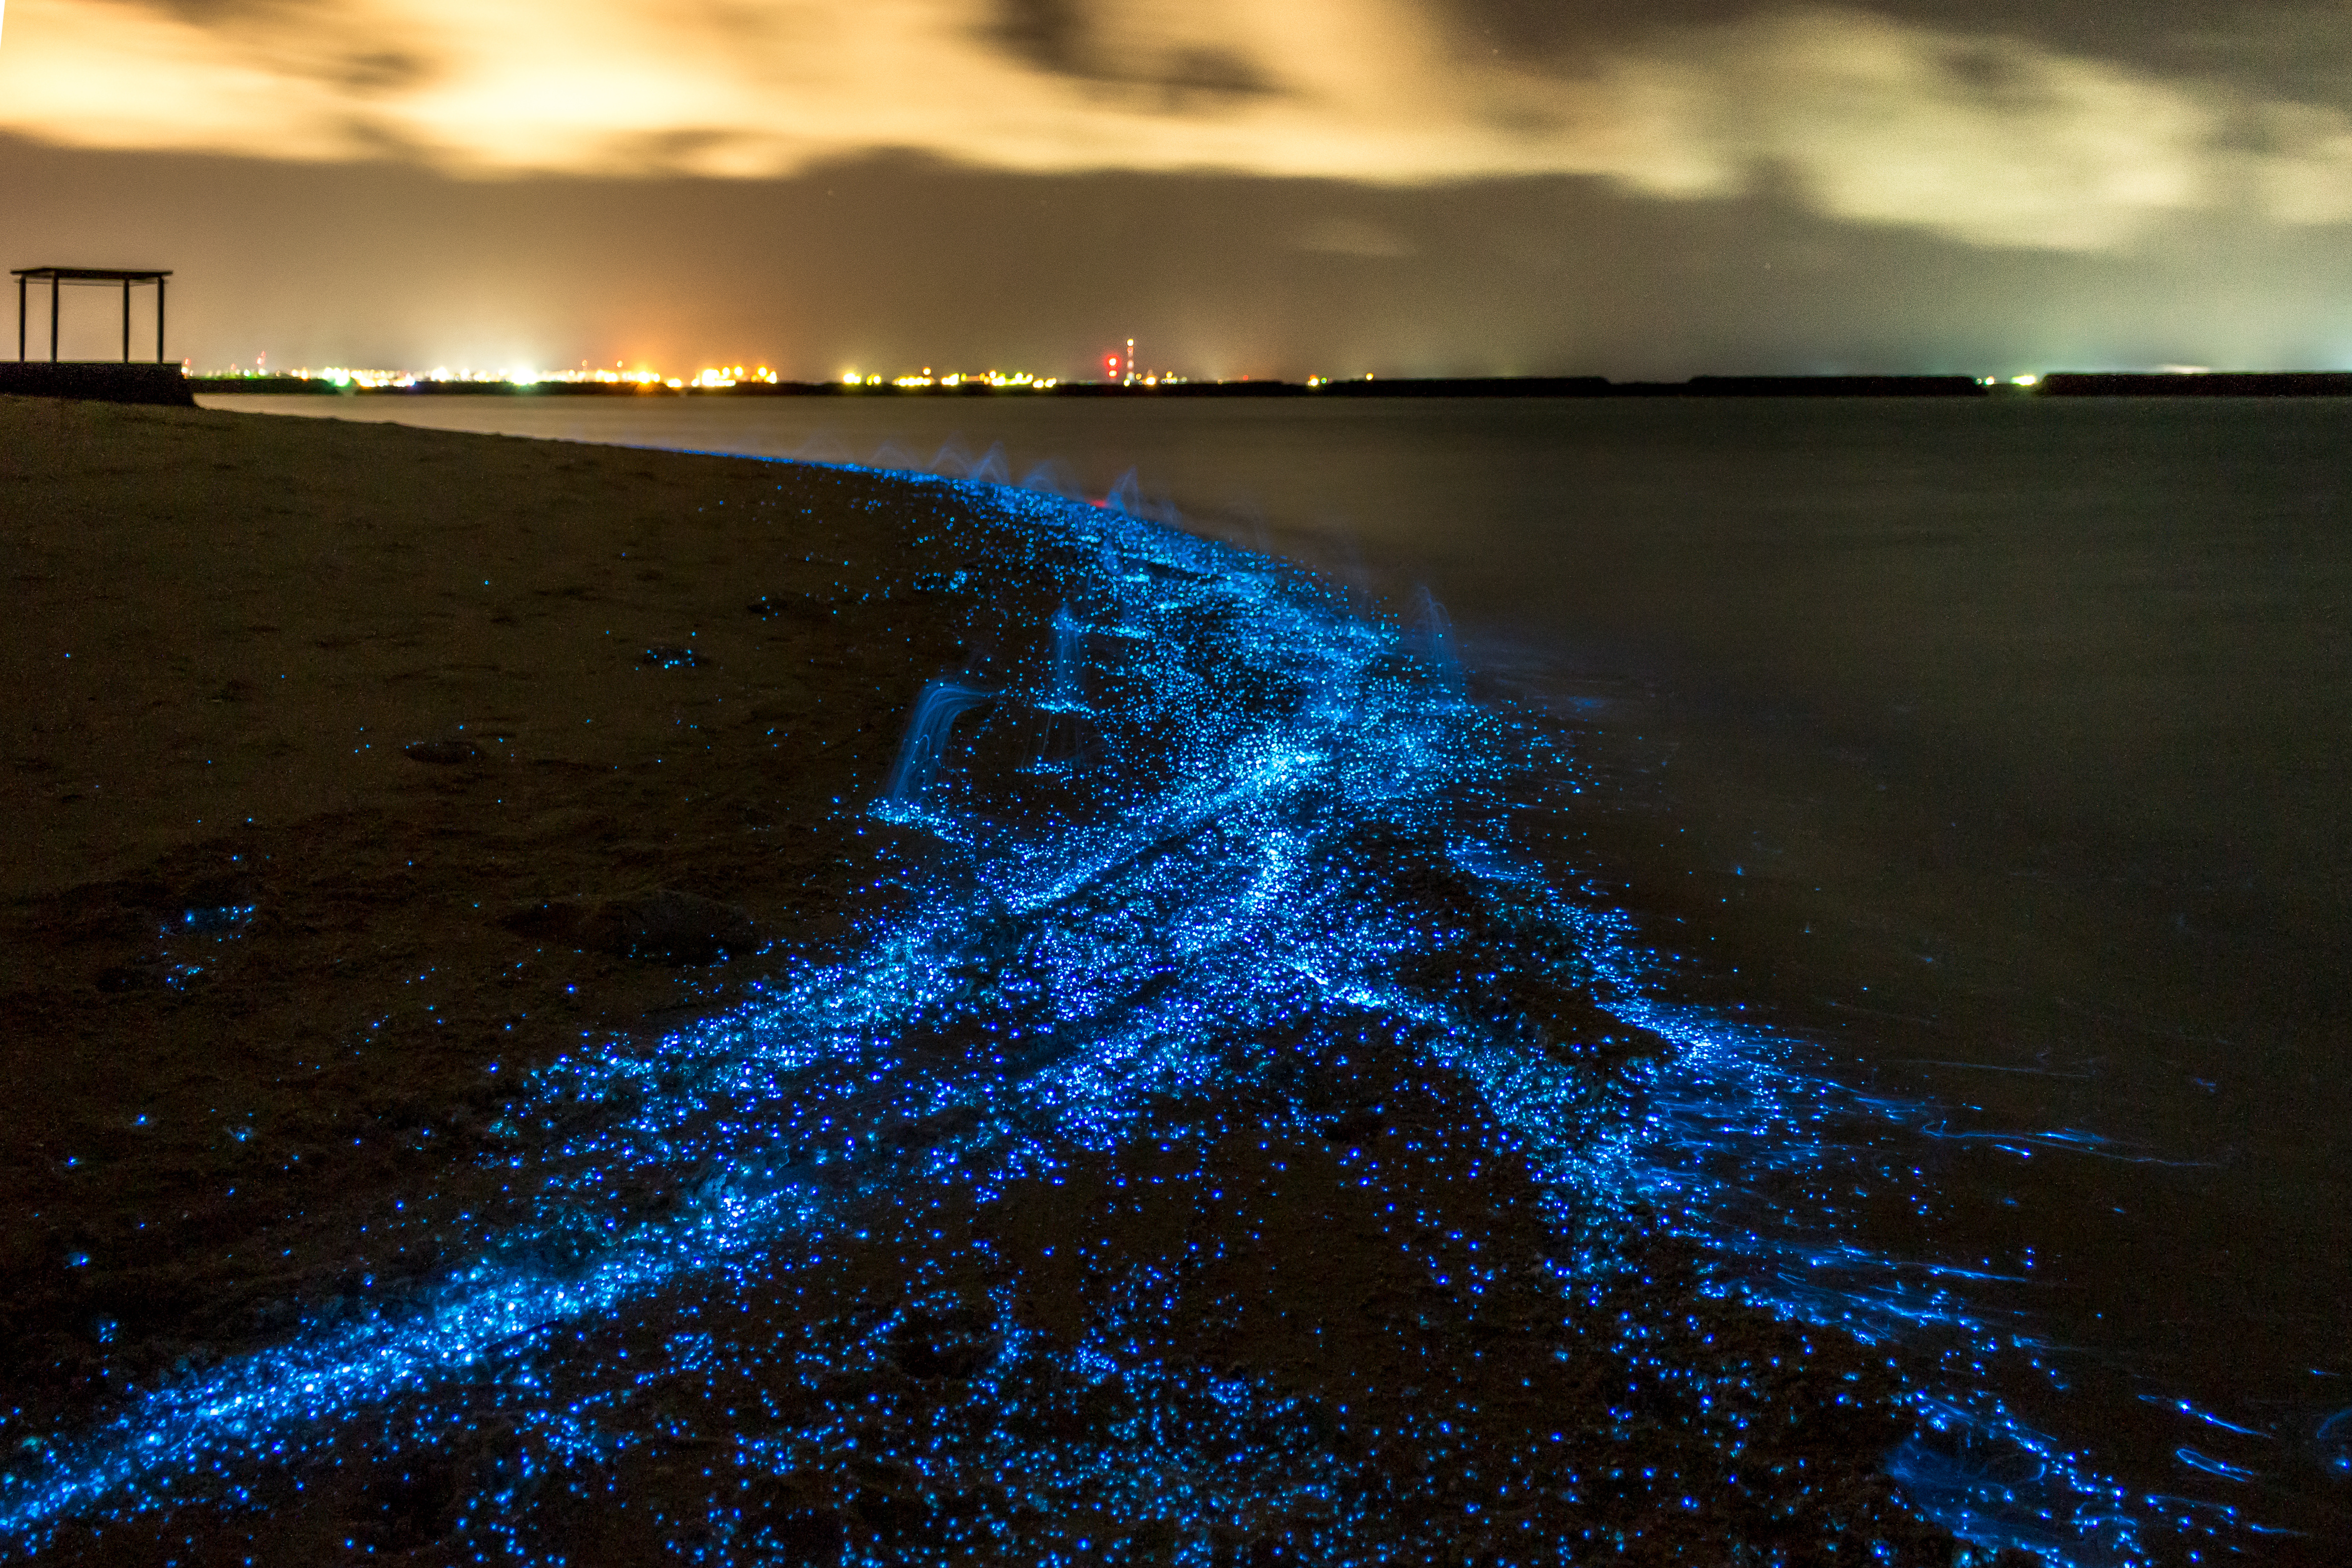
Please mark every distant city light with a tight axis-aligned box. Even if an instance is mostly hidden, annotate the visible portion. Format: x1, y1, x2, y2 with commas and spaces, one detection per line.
857, 368, 1060, 390
200, 361, 779, 389
190, 350, 1212, 391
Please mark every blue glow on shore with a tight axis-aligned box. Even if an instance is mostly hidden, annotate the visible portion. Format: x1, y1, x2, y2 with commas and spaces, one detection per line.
0, 476, 2268, 1562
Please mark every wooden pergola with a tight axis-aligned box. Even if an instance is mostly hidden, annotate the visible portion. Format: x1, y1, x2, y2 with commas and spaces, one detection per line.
12, 267, 171, 363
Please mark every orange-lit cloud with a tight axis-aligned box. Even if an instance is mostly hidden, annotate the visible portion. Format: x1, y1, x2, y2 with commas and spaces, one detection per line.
1, 1, 2348, 251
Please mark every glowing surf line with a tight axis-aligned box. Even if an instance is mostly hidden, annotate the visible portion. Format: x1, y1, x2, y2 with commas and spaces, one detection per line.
0, 475, 2257, 1564
0, 486, 1457, 1545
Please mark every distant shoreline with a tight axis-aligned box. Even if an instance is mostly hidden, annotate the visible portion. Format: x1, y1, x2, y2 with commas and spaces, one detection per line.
192, 370, 2352, 399
13, 362, 2352, 408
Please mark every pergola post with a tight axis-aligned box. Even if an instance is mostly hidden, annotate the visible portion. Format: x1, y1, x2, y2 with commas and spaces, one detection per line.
7, 269, 178, 364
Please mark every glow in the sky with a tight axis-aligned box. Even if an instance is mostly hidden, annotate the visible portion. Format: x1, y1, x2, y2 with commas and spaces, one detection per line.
2, 0, 2351, 251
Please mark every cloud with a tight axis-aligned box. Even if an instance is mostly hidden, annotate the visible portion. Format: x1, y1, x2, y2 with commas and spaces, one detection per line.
1598, 10, 2218, 250
1292, 217, 1416, 258
1, 0, 2348, 250
2246, 99, 2352, 226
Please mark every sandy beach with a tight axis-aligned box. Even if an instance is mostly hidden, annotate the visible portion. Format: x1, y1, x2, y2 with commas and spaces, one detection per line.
1, 392, 1015, 1397
0, 397, 1974, 1564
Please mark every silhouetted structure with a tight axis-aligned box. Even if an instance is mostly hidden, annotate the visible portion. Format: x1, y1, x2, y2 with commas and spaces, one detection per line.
0, 363, 193, 405
2037, 371, 2352, 397
13, 267, 171, 363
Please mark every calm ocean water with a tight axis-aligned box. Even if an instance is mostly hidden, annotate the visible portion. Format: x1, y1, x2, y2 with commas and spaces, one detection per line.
209, 392, 2352, 1560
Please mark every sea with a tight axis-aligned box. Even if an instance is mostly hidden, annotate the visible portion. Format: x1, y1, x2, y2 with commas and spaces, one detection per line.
199, 391, 2352, 1563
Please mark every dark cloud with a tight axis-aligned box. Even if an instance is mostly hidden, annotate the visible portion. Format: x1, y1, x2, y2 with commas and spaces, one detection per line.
1436, 0, 2352, 122
7, 132, 2350, 377
1442, 0, 2350, 64
337, 49, 434, 95
1146, 47, 1273, 104
986, 0, 1275, 109
993, 0, 1089, 75
138, 0, 321, 20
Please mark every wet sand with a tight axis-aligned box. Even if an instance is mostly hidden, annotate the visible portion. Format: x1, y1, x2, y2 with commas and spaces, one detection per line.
1, 395, 1002, 1437
0, 398, 1975, 1563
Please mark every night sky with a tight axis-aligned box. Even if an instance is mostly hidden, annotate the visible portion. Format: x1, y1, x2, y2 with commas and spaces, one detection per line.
4, 0, 2352, 379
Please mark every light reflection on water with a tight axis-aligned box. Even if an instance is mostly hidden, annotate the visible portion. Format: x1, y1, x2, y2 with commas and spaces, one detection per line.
0, 464, 2285, 1564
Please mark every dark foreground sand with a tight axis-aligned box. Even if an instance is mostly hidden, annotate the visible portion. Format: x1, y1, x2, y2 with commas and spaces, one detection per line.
0, 398, 1989, 1564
